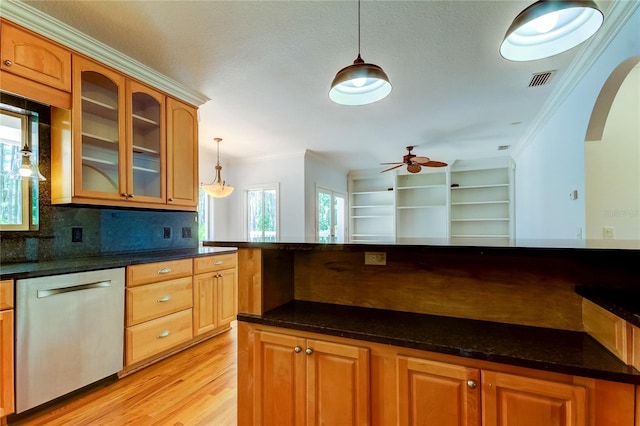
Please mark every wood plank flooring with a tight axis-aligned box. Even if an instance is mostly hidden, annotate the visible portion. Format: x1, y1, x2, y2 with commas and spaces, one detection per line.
11, 325, 237, 426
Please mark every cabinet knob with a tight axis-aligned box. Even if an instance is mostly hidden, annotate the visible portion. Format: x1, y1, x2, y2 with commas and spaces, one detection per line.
305, 348, 313, 355
4, 60, 13, 66
128, 194, 134, 198
168, 198, 173, 202
467, 380, 477, 389
294, 346, 302, 353
121, 193, 128, 197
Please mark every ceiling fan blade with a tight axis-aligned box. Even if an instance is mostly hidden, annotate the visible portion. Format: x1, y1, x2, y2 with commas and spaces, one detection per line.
380, 164, 404, 173
412, 156, 430, 163
407, 163, 422, 173
380, 162, 404, 165
422, 160, 448, 167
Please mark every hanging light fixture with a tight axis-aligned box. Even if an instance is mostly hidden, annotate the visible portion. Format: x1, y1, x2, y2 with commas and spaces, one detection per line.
329, 0, 392, 105
500, 0, 604, 61
201, 138, 234, 198
12, 142, 45, 181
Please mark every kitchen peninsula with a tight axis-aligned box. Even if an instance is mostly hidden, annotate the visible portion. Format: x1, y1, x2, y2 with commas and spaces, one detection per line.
204, 240, 640, 426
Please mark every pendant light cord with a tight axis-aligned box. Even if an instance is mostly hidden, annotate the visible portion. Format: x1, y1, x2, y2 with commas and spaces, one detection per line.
358, 0, 361, 56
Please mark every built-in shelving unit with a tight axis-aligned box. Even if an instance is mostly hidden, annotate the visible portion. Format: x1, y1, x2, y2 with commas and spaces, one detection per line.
348, 159, 514, 243
449, 162, 513, 244
395, 171, 449, 240
348, 171, 395, 243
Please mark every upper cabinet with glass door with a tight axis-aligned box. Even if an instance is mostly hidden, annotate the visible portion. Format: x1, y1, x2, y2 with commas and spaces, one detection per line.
126, 80, 165, 204
73, 56, 126, 201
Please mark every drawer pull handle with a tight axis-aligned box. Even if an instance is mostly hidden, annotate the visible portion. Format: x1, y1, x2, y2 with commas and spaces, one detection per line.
157, 295, 171, 303
4, 60, 13, 66
158, 267, 172, 274
214, 260, 223, 265
157, 330, 171, 338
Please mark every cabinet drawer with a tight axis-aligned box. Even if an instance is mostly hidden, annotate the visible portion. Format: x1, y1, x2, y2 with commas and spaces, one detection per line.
126, 277, 192, 326
0, 280, 13, 311
127, 259, 192, 287
194, 253, 237, 274
125, 309, 193, 365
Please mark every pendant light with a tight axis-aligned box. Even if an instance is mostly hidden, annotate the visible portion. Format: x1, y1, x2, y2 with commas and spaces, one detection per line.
201, 138, 234, 198
329, 0, 391, 105
500, 0, 604, 61
12, 143, 45, 181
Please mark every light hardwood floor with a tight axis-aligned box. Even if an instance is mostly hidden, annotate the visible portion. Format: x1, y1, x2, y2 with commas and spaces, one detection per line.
11, 325, 237, 426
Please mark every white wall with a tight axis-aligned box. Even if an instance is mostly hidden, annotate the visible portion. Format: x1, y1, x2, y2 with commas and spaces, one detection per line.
214, 152, 306, 241
514, 6, 640, 242
303, 151, 348, 242
585, 65, 640, 240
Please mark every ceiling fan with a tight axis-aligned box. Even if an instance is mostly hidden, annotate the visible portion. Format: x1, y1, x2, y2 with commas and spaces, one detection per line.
380, 146, 448, 173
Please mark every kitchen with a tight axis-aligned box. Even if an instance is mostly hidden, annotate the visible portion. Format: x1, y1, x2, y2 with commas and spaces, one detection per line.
2, 0, 640, 425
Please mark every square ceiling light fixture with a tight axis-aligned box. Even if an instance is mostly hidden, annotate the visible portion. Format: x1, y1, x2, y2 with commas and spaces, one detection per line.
500, 0, 604, 61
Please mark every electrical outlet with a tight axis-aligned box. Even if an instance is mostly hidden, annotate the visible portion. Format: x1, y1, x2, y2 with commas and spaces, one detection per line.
364, 251, 386, 265
603, 227, 614, 239
71, 227, 83, 242
182, 227, 192, 238
163, 227, 171, 239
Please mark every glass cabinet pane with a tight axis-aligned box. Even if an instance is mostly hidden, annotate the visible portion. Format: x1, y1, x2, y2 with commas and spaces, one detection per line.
131, 92, 161, 198
80, 71, 120, 194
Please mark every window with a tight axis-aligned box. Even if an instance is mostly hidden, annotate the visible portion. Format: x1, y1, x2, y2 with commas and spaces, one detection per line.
317, 187, 346, 243
0, 104, 40, 231
246, 185, 278, 242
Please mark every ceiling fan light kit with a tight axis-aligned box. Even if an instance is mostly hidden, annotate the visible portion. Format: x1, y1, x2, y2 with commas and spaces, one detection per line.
201, 138, 234, 198
329, 0, 391, 106
500, 0, 604, 61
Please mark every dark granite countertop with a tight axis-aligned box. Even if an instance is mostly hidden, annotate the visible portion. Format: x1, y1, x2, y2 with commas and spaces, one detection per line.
577, 286, 640, 328
0, 246, 237, 280
238, 300, 640, 385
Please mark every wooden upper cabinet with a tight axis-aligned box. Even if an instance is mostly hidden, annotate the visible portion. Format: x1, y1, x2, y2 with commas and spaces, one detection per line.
0, 20, 71, 91
167, 97, 198, 208
126, 80, 166, 204
72, 55, 127, 201
397, 356, 480, 426
482, 370, 587, 426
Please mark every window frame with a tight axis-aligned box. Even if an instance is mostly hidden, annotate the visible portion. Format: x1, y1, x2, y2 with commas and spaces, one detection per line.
244, 183, 279, 242
316, 185, 347, 243
0, 107, 38, 231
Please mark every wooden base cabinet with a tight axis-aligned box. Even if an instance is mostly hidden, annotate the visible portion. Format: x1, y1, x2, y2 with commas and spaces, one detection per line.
397, 356, 480, 426
253, 329, 370, 426
0, 280, 14, 421
193, 253, 238, 336
482, 370, 587, 426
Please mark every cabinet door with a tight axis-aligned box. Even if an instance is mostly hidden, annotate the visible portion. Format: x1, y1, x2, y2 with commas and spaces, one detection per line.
193, 272, 218, 336
482, 370, 587, 426
72, 55, 126, 200
0, 21, 71, 92
216, 268, 237, 326
306, 339, 370, 426
0, 309, 14, 418
254, 331, 306, 426
126, 80, 166, 203
166, 97, 198, 209
397, 356, 480, 426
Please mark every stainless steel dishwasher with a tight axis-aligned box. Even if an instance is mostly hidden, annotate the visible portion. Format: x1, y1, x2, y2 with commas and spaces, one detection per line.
16, 267, 125, 413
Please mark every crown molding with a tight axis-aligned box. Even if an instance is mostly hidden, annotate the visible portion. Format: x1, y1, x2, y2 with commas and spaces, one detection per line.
511, 0, 640, 159
1, 0, 210, 106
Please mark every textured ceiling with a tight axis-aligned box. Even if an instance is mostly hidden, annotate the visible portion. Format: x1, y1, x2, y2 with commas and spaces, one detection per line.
22, 0, 611, 171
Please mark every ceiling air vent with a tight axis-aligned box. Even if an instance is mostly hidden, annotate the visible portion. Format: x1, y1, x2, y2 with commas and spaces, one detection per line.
498, 145, 510, 151
528, 70, 555, 87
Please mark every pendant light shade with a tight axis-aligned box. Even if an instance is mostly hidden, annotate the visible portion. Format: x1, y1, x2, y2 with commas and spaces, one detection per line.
329, 0, 391, 105
12, 143, 45, 181
201, 138, 234, 198
500, 0, 604, 61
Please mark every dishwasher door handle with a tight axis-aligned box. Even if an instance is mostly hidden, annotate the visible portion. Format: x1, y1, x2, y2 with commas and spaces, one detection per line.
37, 281, 112, 298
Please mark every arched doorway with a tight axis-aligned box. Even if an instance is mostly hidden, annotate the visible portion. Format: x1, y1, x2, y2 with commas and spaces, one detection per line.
585, 56, 640, 244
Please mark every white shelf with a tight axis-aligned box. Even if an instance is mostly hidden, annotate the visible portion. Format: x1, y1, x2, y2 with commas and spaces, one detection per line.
397, 205, 445, 209
451, 218, 509, 222
451, 201, 509, 206
396, 185, 443, 190
451, 234, 511, 238
132, 144, 159, 155
352, 215, 392, 219
82, 132, 118, 145
451, 184, 509, 190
